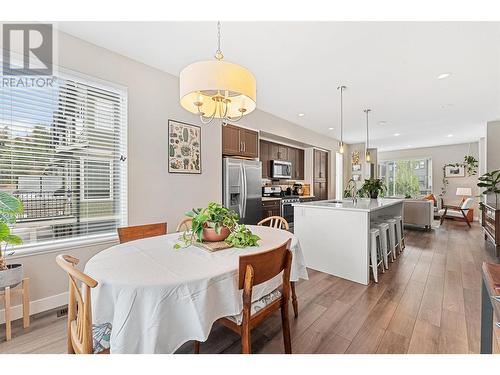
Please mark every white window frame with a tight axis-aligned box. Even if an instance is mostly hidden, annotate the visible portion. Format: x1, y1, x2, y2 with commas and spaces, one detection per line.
1, 61, 128, 256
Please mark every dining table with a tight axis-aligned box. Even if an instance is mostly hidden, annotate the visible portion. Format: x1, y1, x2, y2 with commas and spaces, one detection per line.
84, 225, 308, 354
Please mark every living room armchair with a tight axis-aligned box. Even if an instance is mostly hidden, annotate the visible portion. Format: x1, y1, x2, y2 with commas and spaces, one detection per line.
438, 197, 474, 228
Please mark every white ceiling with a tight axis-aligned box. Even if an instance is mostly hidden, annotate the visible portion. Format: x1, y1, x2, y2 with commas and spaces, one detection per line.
57, 22, 500, 151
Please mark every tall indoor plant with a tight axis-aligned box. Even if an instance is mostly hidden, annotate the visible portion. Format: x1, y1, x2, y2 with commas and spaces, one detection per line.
478, 170, 500, 207
0, 191, 24, 289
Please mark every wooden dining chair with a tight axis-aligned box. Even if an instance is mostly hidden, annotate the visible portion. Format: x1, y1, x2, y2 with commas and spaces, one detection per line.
257, 216, 298, 318
117, 222, 167, 243
56, 255, 111, 354
257, 216, 289, 231
195, 239, 293, 354
176, 218, 193, 232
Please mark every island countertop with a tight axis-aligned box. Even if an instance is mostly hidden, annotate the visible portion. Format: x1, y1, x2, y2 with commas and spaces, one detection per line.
293, 198, 404, 212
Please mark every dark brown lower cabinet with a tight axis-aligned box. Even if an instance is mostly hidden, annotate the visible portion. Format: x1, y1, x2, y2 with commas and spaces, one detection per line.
261, 199, 281, 220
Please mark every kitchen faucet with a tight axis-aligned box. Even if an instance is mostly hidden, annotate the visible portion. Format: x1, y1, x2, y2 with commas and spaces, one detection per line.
345, 178, 358, 204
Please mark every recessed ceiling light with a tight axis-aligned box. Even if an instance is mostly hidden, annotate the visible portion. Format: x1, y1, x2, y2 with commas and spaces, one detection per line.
394, 133, 401, 137
298, 113, 305, 117
437, 72, 451, 80
378, 121, 388, 126
447, 134, 453, 137
328, 127, 334, 130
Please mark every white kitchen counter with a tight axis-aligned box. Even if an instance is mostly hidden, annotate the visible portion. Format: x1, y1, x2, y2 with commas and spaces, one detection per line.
294, 198, 404, 285
294, 198, 403, 212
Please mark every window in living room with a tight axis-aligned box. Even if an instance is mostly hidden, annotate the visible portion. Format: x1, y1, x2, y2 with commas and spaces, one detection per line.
379, 158, 432, 197
0, 71, 128, 249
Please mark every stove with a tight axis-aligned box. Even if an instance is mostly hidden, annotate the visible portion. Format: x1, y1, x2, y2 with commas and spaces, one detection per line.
281, 196, 300, 232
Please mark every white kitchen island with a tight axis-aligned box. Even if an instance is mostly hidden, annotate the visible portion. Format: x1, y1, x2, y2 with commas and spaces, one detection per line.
293, 198, 404, 285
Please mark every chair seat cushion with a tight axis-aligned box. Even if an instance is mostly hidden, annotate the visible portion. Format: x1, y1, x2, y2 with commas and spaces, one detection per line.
92, 322, 112, 354
438, 209, 465, 219
226, 289, 282, 325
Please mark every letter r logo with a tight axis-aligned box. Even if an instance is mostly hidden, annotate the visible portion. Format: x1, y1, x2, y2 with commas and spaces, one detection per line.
3, 24, 53, 76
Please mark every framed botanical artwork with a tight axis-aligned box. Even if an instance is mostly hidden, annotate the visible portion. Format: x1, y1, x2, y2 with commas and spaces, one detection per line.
168, 119, 201, 174
444, 164, 465, 178
352, 151, 360, 165
352, 164, 361, 172
352, 174, 361, 181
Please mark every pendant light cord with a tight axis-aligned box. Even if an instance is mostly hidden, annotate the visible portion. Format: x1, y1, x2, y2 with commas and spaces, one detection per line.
337, 85, 346, 145
364, 109, 371, 150
215, 21, 223, 60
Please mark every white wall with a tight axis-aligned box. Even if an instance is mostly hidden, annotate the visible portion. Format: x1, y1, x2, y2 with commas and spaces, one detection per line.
3, 29, 340, 319
379, 142, 480, 217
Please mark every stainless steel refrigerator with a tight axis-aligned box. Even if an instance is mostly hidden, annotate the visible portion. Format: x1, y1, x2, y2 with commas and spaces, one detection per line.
223, 157, 262, 225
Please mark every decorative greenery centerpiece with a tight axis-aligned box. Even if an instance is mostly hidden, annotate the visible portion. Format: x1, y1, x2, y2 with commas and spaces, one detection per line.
359, 178, 387, 199
478, 170, 500, 208
225, 224, 261, 248
174, 202, 260, 249
0, 192, 24, 270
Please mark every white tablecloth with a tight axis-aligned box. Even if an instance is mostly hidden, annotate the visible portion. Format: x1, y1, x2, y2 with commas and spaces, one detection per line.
84, 225, 308, 353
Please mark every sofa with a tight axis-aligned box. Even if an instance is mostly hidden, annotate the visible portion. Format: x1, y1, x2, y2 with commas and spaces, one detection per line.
403, 199, 434, 229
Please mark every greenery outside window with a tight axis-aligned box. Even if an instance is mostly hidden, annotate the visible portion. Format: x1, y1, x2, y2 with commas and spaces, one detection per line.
379, 158, 432, 197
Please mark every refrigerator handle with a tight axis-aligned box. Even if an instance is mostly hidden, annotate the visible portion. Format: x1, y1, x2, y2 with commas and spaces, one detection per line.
241, 164, 247, 219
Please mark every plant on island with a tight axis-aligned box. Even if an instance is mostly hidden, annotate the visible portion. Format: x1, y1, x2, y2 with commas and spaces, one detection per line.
359, 178, 387, 199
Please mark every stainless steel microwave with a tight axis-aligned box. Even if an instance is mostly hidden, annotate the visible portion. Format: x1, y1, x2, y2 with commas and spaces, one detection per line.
270, 160, 292, 179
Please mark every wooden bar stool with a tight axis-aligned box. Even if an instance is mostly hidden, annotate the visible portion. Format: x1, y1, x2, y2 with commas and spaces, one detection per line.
369, 228, 384, 283
1, 278, 30, 341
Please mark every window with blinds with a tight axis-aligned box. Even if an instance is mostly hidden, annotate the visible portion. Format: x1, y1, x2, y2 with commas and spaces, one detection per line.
0, 71, 127, 248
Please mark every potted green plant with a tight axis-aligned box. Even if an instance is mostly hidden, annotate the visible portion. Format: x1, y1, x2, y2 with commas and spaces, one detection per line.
0, 191, 24, 290
478, 170, 500, 207
186, 202, 239, 242
359, 178, 386, 199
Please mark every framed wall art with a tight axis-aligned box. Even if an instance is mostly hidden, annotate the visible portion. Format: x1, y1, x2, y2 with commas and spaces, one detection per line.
444, 164, 465, 178
168, 119, 202, 174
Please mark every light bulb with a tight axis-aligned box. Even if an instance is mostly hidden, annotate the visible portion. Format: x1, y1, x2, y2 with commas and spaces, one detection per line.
366, 152, 371, 162
339, 142, 344, 154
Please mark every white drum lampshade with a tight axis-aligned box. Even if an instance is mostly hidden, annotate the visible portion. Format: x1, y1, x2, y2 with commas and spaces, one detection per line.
456, 187, 472, 197
179, 60, 257, 119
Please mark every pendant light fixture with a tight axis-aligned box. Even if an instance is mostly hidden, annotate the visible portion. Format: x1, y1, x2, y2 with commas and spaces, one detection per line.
337, 85, 346, 153
364, 108, 371, 162
179, 22, 257, 125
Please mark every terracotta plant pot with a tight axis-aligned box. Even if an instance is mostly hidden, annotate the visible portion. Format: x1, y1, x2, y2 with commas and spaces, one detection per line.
202, 226, 231, 242
0, 264, 23, 291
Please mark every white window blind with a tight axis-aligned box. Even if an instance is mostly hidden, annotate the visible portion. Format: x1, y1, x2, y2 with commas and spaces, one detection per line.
0, 71, 127, 248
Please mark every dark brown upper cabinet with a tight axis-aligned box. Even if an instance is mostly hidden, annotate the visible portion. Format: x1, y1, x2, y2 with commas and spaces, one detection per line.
260, 140, 269, 178
222, 124, 259, 158
259, 139, 305, 180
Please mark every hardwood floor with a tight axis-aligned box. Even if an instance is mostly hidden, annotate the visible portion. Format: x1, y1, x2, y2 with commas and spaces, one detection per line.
1, 220, 499, 354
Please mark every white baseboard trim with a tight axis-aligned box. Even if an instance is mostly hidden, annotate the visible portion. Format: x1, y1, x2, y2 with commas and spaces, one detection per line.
0, 292, 68, 325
